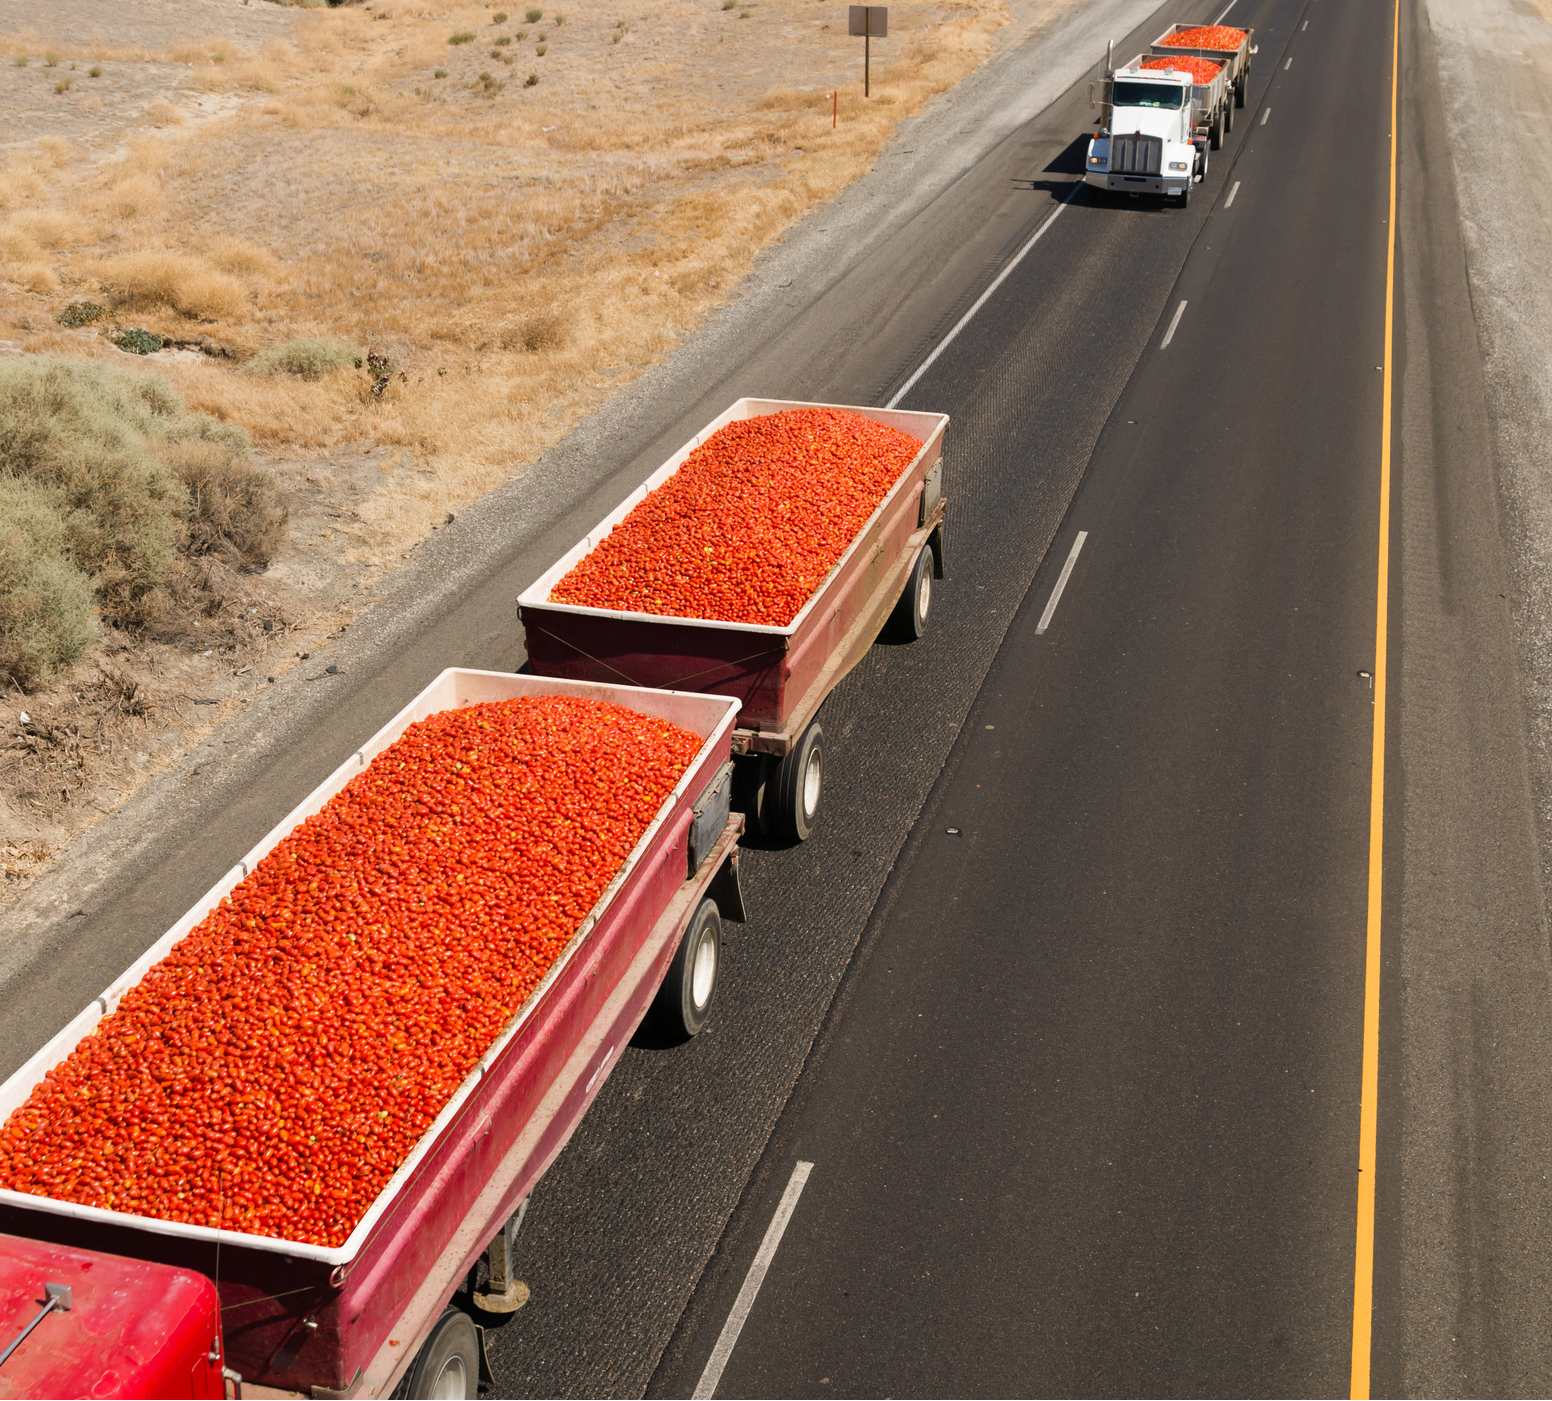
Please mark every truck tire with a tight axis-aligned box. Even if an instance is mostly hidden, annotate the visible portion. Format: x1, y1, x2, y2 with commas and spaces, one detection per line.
1210, 108, 1224, 150
769, 719, 823, 843
1223, 98, 1234, 134
1235, 76, 1246, 108
886, 545, 933, 641
1196, 146, 1209, 181
406, 1309, 478, 1399
1172, 186, 1191, 209
649, 897, 721, 1039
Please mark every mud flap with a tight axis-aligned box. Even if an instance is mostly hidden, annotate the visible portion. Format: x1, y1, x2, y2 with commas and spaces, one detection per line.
708, 847, 748, 924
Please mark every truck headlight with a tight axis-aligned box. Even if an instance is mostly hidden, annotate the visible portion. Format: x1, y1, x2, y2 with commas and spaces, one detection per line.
1088, 156, 1105, 165
1168, 160, 1189, 171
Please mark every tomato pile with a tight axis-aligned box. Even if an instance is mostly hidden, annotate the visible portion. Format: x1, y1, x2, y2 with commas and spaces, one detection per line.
0, 696, 701, 1248
549, 408, 923, 627
1142, 54, 1223, 83
1159, 24, 1248, 50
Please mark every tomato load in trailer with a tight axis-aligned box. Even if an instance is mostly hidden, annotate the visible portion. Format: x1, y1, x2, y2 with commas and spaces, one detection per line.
518, 398, 950, 843
0, 669, 746, 1399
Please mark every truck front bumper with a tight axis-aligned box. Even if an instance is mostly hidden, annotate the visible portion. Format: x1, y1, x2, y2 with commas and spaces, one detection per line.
1086, 170, 1187, 197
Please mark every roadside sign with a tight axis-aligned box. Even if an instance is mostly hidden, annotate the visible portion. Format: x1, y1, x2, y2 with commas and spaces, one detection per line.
847, 5, 887, 36
847, 5, 887, 96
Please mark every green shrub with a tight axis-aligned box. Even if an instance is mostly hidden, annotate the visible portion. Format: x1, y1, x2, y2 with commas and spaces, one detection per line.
244, 336, 360, 381
525, 7, 542, 21
492, 10, 508, 21
0, 358, 287, 685
56, 301, 107, 328
113, 328, 164, 355
449, 30, 475, 43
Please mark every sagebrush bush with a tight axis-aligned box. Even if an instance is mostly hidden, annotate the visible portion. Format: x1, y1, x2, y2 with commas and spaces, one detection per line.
244, 336, 360, 381
0, 358, 287, 686
164, 436, 287, 567
0, 478, 97, 688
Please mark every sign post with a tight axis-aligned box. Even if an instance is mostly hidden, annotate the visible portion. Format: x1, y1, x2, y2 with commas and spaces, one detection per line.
847, 5, 887, 97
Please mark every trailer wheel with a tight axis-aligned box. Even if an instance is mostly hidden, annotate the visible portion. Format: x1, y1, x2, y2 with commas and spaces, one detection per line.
406, 1308, 478, 1400
1223, 98, 1234, 133
650, 897, 722, 1039
770, 720, 824, 842
886, 545, 933, 641
1235, 76, 1246, 108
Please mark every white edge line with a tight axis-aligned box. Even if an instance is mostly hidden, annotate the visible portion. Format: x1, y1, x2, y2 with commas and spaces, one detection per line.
886, 183, 1081, 409
1225, 180, 1241, 207
1214, 0, 1239, 19
1261, 105, 1272, 124
1036, 531, 1089, 635
692, 1161, 816, 1400
1160, 299, 1188, 349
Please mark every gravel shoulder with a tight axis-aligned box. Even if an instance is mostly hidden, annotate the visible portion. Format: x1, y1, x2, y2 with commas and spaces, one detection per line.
1423, 0, 1552, 884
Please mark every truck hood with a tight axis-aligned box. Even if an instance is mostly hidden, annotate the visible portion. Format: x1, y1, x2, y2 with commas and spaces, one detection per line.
1108, 107, 1182, 142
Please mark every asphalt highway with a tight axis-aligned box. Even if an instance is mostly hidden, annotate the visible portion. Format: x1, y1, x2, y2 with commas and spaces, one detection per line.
650, 0, 1390, 1388
5, 0, 1550, 1391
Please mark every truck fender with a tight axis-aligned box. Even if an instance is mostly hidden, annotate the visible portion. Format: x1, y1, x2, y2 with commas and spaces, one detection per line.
708, 847, 747, 924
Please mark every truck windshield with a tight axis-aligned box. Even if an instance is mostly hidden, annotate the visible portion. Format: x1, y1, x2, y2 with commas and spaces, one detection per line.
1112, 80, 1184, 109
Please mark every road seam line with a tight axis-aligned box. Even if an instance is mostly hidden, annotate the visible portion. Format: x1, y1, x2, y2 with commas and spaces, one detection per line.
1350, 0, 1400, 1394
693, 1161, 815, 1399
1160, 299, 1188, 348
886, 183, 1081, 408
1035, 532, 1088, 635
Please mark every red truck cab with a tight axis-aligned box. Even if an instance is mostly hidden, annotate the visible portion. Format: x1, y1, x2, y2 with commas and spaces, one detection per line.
0, 1233, 225, 1399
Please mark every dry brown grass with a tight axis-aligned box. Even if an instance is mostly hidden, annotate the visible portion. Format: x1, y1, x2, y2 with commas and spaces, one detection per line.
0, 0, 1014, 562
94, 250, 251, 320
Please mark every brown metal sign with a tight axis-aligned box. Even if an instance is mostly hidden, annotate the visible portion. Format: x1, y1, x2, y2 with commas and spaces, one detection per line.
847, 5, 887, 36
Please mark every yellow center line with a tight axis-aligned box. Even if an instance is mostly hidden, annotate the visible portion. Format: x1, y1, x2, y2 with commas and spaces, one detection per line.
1351, 0, 1401, 1394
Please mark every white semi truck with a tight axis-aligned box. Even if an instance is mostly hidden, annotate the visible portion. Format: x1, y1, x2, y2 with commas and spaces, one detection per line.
1084, 27, 1254, 208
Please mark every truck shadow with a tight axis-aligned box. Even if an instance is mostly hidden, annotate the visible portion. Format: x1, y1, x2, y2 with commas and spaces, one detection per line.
1008, 132, 1092, 198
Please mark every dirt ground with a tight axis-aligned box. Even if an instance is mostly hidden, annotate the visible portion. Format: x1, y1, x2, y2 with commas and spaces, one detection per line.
0, 0, 1086, 907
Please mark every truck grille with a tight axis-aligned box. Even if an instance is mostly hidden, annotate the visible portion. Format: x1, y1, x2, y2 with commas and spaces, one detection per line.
1110, 133, 1163, 176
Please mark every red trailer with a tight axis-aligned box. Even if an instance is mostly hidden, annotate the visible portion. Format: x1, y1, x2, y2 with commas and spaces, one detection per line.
518, 398, 949, 842
0, 669, 745, 1399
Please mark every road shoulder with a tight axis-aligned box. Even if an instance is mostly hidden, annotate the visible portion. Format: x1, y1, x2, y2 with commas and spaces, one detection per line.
1385, 0, 1552, 1390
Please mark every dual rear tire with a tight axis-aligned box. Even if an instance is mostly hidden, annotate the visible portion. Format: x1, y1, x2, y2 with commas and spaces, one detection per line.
647, 897, 722, 1040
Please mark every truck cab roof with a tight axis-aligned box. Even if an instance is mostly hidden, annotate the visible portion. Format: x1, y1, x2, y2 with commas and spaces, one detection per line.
0, 1234, 223, 1400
